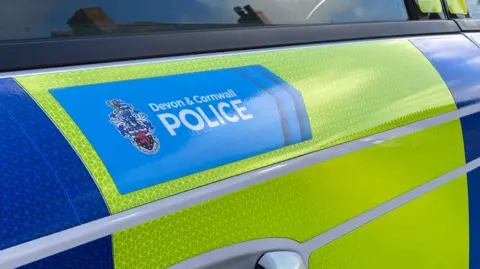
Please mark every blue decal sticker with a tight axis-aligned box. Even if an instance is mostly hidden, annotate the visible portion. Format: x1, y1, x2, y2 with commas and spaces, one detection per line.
252, 65, 312, 142
236, 66, 302, 145
50, 65, 312, 194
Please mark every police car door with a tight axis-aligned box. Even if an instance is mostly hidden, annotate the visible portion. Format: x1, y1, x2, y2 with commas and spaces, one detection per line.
0, 0, 480, 269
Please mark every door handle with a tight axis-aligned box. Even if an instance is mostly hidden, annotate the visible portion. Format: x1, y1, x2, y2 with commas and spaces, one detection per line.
256, 251, 306, 269
167, 239, 305, 269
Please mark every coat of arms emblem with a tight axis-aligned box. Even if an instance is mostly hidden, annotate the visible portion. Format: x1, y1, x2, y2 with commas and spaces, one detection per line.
107, 99, 160, 154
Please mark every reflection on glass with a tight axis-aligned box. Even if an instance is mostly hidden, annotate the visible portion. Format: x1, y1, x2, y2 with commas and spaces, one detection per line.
0, 0, 408, 42
467, 0, 480, 17
415, 0, 447, 20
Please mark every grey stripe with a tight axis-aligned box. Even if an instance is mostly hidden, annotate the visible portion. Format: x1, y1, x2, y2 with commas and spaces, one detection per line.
168, 157, 480, 269
1, 103, 480, 268
464, 33, 480, 47
301, 157, 480, 253
168, 238, 303, 269
0, 34, 459, 79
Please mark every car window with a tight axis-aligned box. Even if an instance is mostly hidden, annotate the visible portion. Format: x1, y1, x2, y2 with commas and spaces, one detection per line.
0, 0, 409, 42
417, 0, 443, 13
466, 0, 480, 17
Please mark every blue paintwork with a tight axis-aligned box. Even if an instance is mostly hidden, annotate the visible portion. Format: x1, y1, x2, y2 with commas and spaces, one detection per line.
0, 78, 110, 224
410, 35, 480, 108
0, 100, 78, 250
20, 237, 113, 269
459, 110, 480, 269
0, 77, 112, 265
459, 113, 480, 162
412, 35, 480, 269
467, 168, 480, 269
50, 65, 312, 194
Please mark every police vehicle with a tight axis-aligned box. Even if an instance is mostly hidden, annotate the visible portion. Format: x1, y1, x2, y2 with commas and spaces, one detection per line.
0, 0, 480, 268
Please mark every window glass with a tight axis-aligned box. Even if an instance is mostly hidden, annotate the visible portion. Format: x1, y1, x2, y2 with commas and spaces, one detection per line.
0, 0, 408, 42
415, 0, 447, 19
448, 0, 468, 15
417, 0, 443, 13
466, 0, 480, 17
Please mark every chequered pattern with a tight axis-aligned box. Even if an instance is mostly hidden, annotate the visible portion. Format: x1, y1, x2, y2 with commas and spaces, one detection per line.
16, 39, 457, 214
113, 120, 465, 268
0, 78, 109, 224
20, 237, 113, 269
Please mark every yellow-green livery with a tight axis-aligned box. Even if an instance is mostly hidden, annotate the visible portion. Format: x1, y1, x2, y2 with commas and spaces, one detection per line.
1, 36, 470, 269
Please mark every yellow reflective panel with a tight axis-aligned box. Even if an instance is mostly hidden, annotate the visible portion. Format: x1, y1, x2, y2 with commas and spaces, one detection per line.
448, 0, 468, 14
418, 0, 444, 13
309, 175, 469, 269
113, 119, 465, 268
16, 39, 456, 214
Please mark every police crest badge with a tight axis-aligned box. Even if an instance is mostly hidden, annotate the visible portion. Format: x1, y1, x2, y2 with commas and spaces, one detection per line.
106, 99, 160, 154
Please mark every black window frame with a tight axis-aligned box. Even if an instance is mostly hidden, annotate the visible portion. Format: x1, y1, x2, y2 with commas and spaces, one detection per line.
446, 0, 480, 31
0, 0, 462, 73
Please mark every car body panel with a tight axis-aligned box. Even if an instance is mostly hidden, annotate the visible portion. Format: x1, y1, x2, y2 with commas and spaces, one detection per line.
2, 32, 480, 268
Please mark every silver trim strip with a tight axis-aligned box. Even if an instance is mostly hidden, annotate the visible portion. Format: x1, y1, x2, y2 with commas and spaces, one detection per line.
1, 102, 480, 268
169, 238, 302, 269
464, 33, 480, 47
302, 157, 480, 253
169, 157, 480, 269
0, 34, 461, 79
